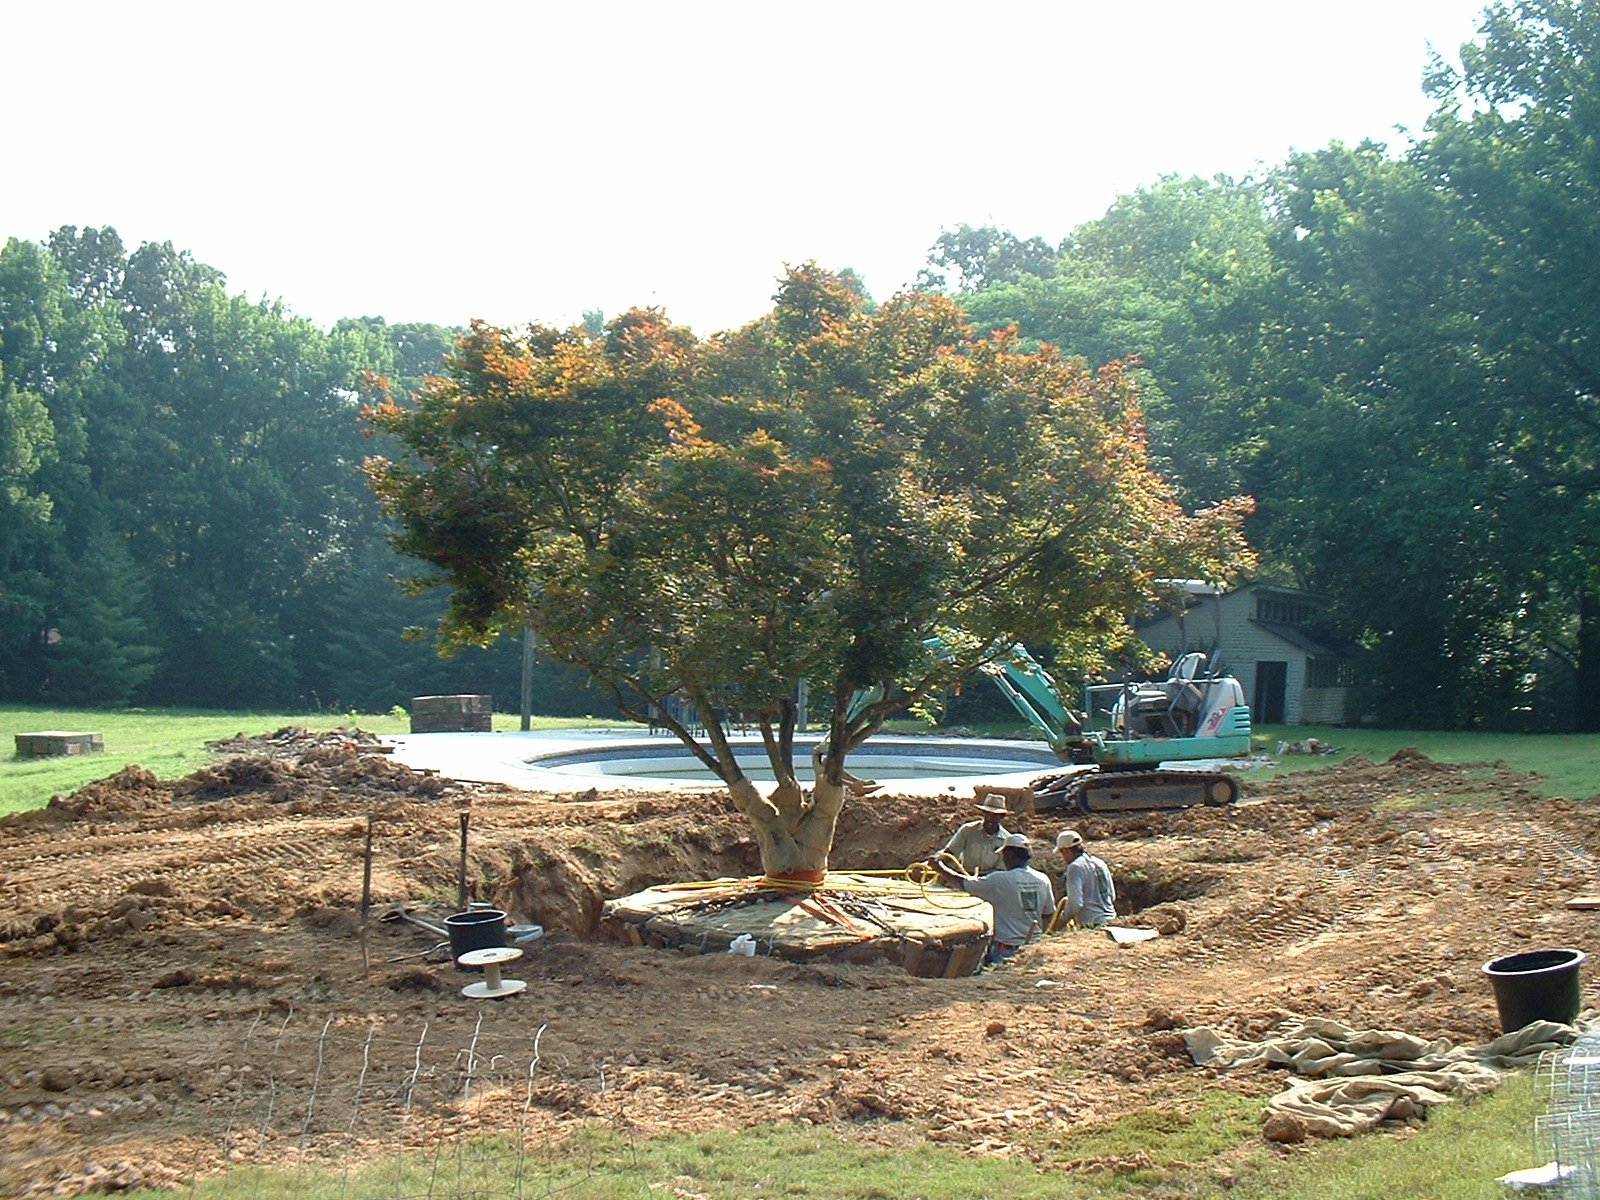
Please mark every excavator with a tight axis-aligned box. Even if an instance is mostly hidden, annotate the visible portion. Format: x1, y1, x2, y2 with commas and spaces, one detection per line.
844, 577, 1251, 813
974, 642, 1250, 813
859, 579, 1251, 814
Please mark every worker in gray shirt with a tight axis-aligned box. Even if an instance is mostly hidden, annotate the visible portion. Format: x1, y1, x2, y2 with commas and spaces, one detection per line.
1055, 829, 1116, 928
934, 833, 1055, 964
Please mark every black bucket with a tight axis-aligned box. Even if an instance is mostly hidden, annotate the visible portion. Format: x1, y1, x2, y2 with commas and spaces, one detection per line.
445, 908, 508, 968
1483, 947, 1586, 1033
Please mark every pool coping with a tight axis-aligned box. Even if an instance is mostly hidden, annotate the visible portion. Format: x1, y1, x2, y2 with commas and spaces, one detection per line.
382, 728, 1063, 797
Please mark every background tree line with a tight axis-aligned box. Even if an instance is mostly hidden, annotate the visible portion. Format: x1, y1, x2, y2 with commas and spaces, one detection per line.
0, 228, 594, 712
935, 0, 1599, 732
2, 1, 1590, 729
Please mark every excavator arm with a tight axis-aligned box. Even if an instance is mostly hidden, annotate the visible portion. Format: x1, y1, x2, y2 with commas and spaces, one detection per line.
845, 637, 1084, 757
974, 645, 1081, 754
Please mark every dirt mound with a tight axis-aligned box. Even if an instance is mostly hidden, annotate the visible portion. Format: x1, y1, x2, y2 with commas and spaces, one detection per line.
0, 737, 1595, 1196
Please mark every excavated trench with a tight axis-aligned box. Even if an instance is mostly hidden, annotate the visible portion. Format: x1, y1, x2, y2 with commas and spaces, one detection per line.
1114, 866, 1221, 913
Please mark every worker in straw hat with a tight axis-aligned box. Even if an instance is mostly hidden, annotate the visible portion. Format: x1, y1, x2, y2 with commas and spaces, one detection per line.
934, 832, 1055, 964
1055, 829, 1116, 929
937, 794, 1013, 875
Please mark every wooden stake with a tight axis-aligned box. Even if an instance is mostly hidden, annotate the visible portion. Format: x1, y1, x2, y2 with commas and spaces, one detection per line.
458, 810, 471, 909
360, 814, 374, 975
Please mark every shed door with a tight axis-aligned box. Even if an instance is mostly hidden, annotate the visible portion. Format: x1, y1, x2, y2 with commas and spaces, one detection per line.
1254, 661, 1287, 724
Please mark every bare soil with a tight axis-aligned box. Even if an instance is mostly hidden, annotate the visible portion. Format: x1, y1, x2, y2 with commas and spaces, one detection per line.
1, 731, 1596, 1195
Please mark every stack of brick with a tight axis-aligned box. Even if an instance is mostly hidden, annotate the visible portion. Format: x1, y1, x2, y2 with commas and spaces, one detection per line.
14, 731, 104, 756
409, 695, 493, 733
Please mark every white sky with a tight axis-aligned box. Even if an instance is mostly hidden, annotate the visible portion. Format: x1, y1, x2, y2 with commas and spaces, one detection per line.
5, 1, 1490, 337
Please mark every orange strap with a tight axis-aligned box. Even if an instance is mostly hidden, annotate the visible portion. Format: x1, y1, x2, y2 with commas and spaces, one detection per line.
795, 893, 874, 942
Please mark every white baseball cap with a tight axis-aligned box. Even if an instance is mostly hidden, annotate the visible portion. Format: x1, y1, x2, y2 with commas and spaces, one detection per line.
1002, 832, 1031, 849
1055, 829, 1084, 851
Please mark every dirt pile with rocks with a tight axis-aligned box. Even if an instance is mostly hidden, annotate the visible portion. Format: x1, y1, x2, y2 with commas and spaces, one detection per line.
0, 733, 1595, 1195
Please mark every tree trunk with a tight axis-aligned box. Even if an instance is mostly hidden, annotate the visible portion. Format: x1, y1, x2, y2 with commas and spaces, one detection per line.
1577, 583, 1600, 733
726, 776, 848, 879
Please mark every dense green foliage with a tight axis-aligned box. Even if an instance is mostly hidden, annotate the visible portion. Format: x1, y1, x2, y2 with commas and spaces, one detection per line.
4, 3, 1593, 733
0, 230, 595, 714
941, 1, 1600, 731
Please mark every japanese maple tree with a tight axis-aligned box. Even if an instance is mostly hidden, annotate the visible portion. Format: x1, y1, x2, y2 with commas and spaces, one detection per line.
365, 265, 1252, 876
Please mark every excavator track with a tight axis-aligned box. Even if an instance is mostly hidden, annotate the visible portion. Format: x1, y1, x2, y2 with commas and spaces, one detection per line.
1031, 769, 1240, 814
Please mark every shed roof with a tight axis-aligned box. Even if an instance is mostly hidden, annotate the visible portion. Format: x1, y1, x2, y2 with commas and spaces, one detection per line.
1250, 618, 1338, 656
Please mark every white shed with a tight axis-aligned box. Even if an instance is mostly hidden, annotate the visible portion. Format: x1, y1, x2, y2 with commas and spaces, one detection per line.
1135, 583, 1350, 726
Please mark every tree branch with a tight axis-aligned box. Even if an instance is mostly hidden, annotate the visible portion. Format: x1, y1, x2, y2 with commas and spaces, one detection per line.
602, 679, 727, 780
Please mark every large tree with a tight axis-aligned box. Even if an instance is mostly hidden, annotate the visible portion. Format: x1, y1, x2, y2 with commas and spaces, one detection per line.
1248, 141, 1542, 727
0, 234, 143, 700
367, 266, 1251, 876
916, 224, 1059, 293
957, 178, 1276, 507
1415, 0, 1600, 728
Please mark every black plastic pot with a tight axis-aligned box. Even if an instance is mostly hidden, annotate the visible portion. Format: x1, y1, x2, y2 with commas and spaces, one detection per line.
1482, 947, 1585, 1034
445, 908, 508, 968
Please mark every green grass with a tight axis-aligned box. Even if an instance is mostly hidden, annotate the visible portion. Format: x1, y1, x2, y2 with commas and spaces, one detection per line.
1034, 1084, 1264, 1183
0, 705, 621, 817
1246, 725, 1600, 801
118, 1075, 1545, 1200
1229, 1071, 1542, 1200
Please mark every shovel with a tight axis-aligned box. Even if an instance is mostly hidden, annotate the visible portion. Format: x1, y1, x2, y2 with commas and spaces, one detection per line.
379, 907, 450, 938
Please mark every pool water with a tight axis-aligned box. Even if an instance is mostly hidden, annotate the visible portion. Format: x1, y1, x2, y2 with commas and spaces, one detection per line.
526, 739, 1058, 785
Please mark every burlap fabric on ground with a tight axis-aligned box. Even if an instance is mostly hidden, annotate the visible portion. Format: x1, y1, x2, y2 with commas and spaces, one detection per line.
1185, 1015, 1581, 1140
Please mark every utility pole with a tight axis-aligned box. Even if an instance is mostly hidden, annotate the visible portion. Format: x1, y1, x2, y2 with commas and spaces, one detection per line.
520, 626, 536, 731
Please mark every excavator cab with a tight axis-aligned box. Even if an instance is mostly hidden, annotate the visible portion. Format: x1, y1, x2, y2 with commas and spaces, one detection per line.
1100, 654, 1247, 745
1111, 653, 1211, 738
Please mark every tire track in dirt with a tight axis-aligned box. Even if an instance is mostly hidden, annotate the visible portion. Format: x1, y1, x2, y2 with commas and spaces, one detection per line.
1, 818, 360, 914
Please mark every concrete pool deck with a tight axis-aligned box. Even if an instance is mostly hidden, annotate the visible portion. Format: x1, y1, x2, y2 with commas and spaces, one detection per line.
382, 727, 1063, 798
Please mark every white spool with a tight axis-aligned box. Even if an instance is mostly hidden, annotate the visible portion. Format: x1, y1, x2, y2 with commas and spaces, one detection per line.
457, 946, 526, 999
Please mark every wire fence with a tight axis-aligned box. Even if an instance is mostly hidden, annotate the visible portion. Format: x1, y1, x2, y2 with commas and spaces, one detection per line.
175, 1009, 638, 1200
1533, 1028, 1600, 1197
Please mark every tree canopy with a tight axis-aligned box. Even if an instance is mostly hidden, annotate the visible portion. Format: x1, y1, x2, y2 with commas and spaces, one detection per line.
934, 2, 1600, 730
0, 228, 577, 710
367, 265, 1253, 873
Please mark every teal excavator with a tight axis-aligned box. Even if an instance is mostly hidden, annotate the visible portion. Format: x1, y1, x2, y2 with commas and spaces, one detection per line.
972, 642, 1250, 813
850, 582, 1252, 813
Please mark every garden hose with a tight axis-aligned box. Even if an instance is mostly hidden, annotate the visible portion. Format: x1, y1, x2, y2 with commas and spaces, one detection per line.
1045, 895, 1070, 934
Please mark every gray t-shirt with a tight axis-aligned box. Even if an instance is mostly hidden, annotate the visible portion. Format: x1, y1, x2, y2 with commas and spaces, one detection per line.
1061, 852, 1116, 927
963, 865, 1056, 946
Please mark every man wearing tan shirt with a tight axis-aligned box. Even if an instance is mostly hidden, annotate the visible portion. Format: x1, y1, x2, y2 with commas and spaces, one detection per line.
938, 795, 1011, 874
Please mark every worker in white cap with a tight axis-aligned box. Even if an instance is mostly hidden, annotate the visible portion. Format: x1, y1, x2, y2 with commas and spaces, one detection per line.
1055, 829, 1116, 928
934, 832, 1055, 965
937, 794, 1012, 875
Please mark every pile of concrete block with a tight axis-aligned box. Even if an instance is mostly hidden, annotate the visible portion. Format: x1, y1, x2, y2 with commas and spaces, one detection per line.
409, 695, 493, 733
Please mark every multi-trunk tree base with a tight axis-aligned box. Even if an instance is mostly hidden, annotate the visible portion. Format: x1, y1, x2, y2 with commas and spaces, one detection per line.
601, 872, 993, 978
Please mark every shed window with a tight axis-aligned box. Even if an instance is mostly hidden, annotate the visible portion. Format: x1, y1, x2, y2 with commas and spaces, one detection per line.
1308, 657, 1353, 688
1256, 597, 1314, 624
